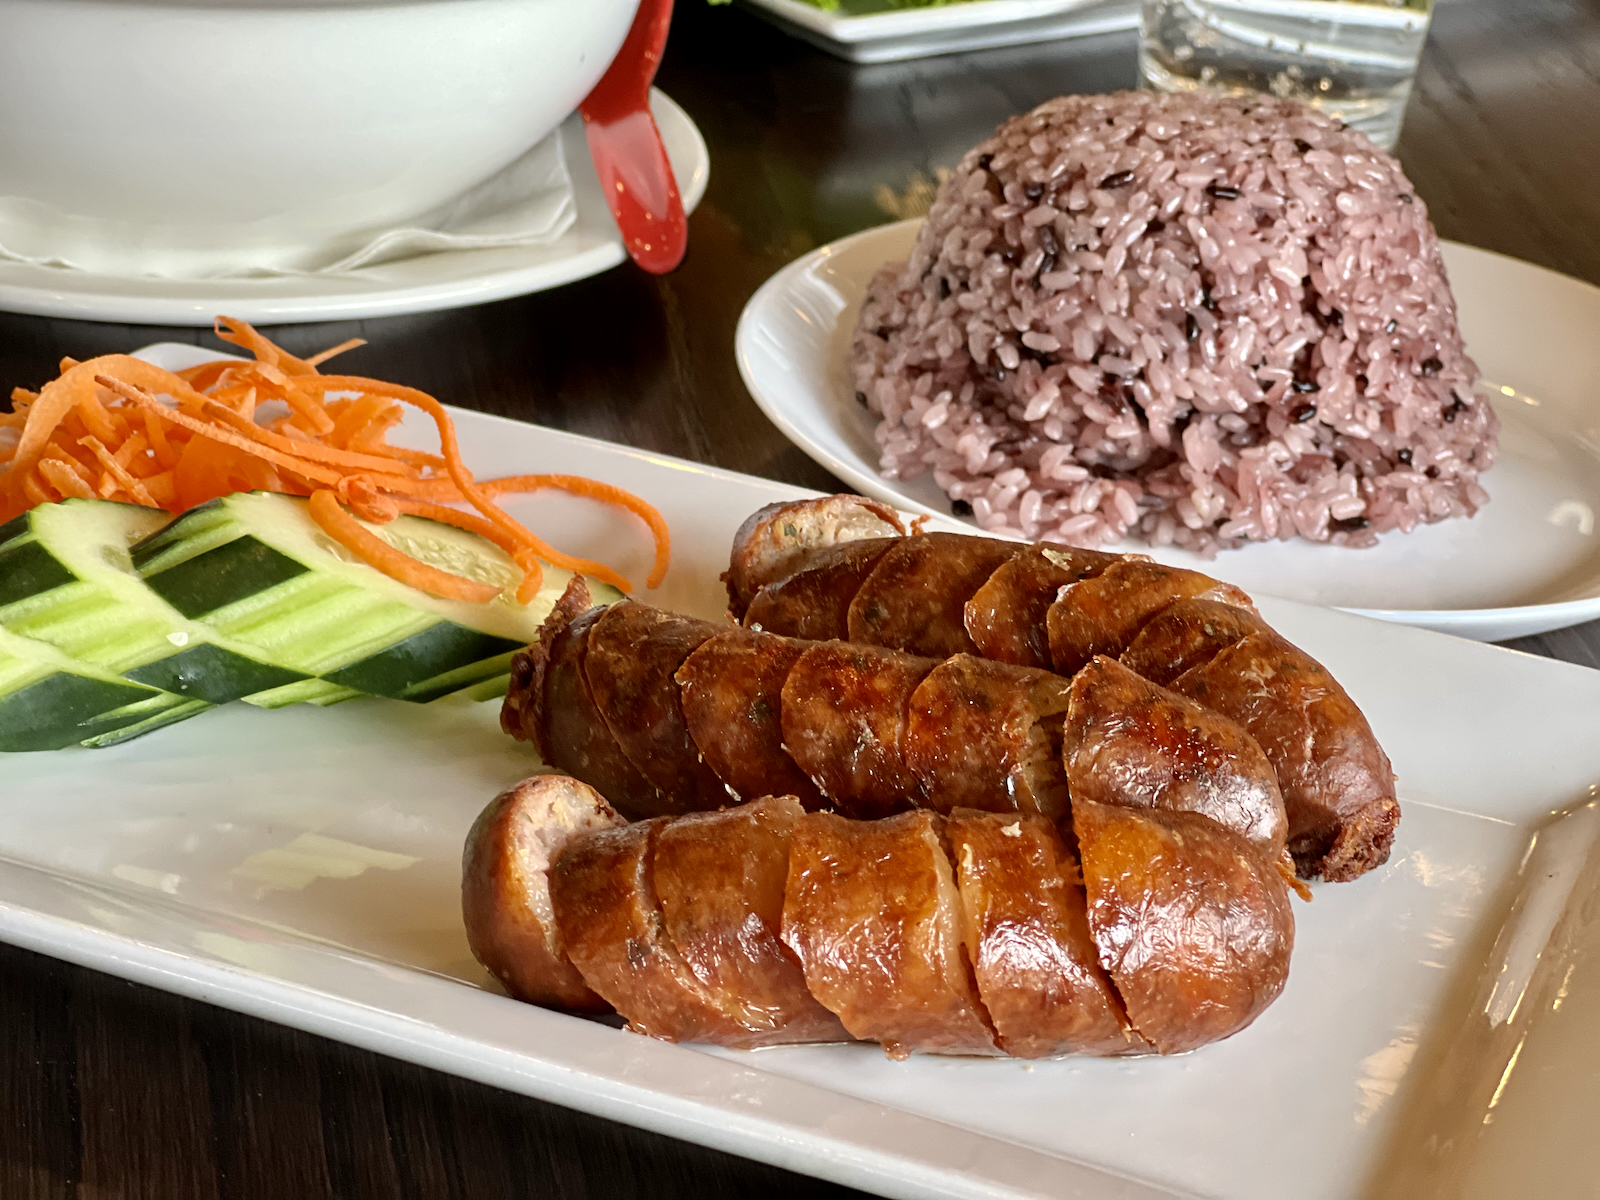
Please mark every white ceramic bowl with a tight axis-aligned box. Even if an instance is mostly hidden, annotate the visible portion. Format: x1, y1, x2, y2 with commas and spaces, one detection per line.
0, 0, 640, 277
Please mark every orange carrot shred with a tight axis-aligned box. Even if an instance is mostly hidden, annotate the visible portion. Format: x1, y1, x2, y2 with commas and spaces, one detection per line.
308, 489, 501, 604
0, 318, 672, 604
38, 457, 95, 500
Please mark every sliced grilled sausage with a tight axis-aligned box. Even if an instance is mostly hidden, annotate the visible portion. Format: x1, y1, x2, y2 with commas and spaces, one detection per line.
782, 810, 1001, 1059
1062, 656, 1288, 861
461, 775, 625, 1012
1120, 598, 1271, 686
779, 642, 937, 819
501, 581, 660, 818
744, 539, 896, 641
1074, 800, 1294, 1054
848, 532, 1021, 658
675, 629, 826, 809
651, 797, 848, 1044
964, 544, 1124, 669
1047, 560, 1255, 677
905, 655, 1073, 819
1172, 632, 1399, 882
551, 821, 772, 1046
946, 810, 1139, 1058
583, 601, 726, 815
725, 495, 904, 619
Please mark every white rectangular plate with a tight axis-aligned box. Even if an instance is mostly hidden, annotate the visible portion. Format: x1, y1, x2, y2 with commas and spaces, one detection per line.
736, 0, 1138, 64
3, 343, 1599, 1199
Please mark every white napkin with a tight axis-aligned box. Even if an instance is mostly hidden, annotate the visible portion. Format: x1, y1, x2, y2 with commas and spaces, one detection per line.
0, 130, 575, 280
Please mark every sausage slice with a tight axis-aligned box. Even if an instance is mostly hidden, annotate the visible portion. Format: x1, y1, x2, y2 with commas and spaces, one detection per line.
1172, 632, 1400, 882
848, 532, 1020, 658
501, 582, 660, 818
551, 821, 757, 1044
651, 796, 848, 1044
583, 601, 726, 815
1062, 656, 1289, 861
1047, 560, 1254, 677
782, 810, 1001, 1058
461, 775, 625, 1012
905, 655, 1073, 819
780, 642, 937, 819
675, 629, 826, 809
965, 544, 1125, 669
725, 496, 904, 619
1120, 598, 1271, 686
946, 810, 1138, 1058
744, 539, 896, 641
1074, 800, 1294, 1054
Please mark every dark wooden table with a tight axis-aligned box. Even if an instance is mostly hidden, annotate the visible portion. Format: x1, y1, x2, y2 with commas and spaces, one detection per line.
2, 1, 1597, 1195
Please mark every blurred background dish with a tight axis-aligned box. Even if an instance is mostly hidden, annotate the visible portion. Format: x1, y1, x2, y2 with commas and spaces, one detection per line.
737, 219, 1600, 641
0, 92, 708, 325
0, 0, 639, 278
737, 0, 1138, 62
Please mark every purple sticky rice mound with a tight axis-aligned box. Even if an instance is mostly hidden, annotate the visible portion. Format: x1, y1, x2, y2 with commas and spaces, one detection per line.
851, 91, 1497, 552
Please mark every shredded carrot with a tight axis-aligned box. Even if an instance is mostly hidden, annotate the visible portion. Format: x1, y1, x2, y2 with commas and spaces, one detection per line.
0, 320, 671, 608
308, 489, 499, 604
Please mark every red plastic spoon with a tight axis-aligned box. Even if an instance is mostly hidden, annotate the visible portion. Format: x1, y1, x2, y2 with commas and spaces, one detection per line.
579, 0, 686, 275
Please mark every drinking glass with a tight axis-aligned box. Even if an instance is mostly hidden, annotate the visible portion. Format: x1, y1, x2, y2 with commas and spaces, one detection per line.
1138, 0, 1435, 151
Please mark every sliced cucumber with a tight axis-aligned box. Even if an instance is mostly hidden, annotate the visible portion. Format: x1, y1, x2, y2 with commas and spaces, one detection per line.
0, 499, 306, 706
0, 625, 205, 752
131, 491, 619, 703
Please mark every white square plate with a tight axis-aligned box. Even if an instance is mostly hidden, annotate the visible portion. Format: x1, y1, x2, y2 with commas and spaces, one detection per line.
3, 343, 1599, 1199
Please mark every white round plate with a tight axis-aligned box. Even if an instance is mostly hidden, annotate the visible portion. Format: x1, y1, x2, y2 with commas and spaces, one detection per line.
736, 219, 1600, 641
0, 91, 708, 327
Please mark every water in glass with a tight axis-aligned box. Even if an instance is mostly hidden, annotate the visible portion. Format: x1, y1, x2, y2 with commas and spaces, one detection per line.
1139, 0, 1434, 150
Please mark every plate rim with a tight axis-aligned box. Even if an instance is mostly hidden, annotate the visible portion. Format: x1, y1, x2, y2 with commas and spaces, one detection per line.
0, 90, 709, 327
735, 217, 1600, 640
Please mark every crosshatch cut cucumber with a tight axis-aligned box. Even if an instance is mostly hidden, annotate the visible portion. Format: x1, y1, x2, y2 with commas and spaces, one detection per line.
131, 491, 620, 704
0, 625, 208, 752
0, 499, 306, 708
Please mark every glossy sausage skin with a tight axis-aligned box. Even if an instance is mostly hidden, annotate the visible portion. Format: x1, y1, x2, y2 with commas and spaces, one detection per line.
946, 810, 1138, 1058
1173, 633, 1399, 882
779, 642, 936, 819
651, 797, 848, 1044
1075, 800, 1294, 1054
905, 655, 1073, 819
725, 496, 904, 619
744, 540, 896, 642
478, 777, 1298, 1060
1062, 656, 1288, 861
1047, 560, 1255, 677
550, 820, 770, 1046
1119, 598, 1271, 687
675, 629, 826, 809
848, 533, 1020, 658
583, 602, 726, 815
461, 775, 624, 1012
781, 809, 1001, 1059
501, 580, 661, 818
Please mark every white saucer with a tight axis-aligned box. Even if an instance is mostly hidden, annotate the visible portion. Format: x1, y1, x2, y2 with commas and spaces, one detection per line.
736, 219, 1600, 642
0, 91, 708, 326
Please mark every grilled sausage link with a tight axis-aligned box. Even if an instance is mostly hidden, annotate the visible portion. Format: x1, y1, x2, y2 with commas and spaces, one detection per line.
506, 596, 1097, 825
728, 496, 1398, 882
464, 778, 1293, 1059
